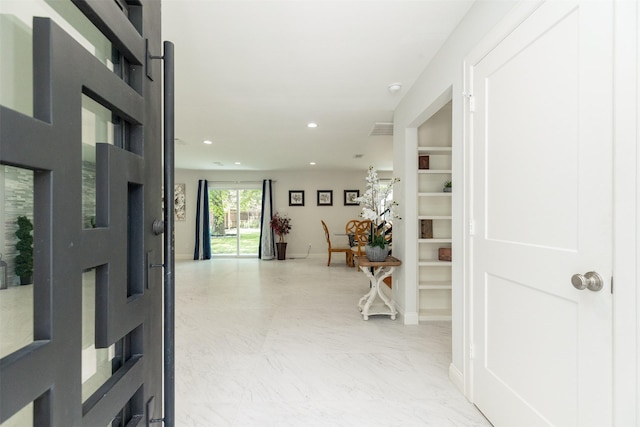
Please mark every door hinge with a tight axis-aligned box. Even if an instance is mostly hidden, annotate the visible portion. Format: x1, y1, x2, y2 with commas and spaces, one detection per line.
470, 344, 476, 360
611, 276, 614, 294
463, 92, 475, 112
468, 220, 476, 236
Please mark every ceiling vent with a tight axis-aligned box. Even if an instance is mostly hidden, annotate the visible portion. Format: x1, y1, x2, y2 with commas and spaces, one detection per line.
369, 122, 393, 136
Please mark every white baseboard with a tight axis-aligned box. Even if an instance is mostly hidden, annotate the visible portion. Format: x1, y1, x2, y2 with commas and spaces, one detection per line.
403, 311, 419, 325
449, 363, 464, 394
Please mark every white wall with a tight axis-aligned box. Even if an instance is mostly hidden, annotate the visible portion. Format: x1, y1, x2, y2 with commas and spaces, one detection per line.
392, 0, 518, 391
174, 168, 392, 260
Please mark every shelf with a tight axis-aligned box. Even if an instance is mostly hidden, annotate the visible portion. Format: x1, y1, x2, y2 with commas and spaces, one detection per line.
418, 192, 452, 197
418, 260, 453, 267
419, 281, 452, 290
418, 308, 452, 321
418, 169, 452, 174
417, 147, 452, 155
418, 238, 452, 243
417, 102, 453, 324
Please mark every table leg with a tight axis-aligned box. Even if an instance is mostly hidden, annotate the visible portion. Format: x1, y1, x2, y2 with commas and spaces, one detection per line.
357, 265, 397, 320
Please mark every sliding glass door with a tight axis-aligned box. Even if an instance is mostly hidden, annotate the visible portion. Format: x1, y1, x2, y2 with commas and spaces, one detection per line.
209, 187, 262, 256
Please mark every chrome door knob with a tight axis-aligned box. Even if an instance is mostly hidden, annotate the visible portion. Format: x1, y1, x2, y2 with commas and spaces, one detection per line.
571, 271, 604, 292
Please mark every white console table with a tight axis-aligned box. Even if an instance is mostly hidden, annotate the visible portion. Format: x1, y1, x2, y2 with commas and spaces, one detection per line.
355, 255, 401, 320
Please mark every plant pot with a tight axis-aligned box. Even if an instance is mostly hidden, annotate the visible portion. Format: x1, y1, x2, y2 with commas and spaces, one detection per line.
365, 244, 390, 262
20, 276, 32, 285
276, 242, 287, 260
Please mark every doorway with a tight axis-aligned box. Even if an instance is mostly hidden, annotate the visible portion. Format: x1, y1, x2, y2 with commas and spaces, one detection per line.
209, 187, 262, 256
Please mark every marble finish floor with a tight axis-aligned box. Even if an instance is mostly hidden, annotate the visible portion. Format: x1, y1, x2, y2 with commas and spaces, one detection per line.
175, 257, 491, 426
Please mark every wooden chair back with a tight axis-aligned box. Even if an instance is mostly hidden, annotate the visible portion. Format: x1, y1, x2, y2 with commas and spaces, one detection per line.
321, 219, 332, 248
321, 220, 352, 266
349, 219, 371, 257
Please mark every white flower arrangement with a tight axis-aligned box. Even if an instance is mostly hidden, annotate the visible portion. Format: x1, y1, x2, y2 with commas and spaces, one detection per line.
355, 166, 400, 247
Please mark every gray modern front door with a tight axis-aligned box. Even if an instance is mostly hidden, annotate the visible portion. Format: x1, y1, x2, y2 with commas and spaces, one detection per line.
0, 1, 164, 425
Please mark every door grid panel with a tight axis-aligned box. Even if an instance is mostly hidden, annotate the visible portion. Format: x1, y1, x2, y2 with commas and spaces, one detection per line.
0, 1, 162, 425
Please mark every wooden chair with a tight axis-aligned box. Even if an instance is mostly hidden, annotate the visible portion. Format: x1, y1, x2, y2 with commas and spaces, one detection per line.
348, 219, 372, 262
321, 220, 352, 266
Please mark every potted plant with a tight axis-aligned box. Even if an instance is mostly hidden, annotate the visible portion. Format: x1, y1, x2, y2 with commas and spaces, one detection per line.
355, 166, 400, 261
270, 212, 292, 260
14, 215, 33, 285
443, 180, 452, 192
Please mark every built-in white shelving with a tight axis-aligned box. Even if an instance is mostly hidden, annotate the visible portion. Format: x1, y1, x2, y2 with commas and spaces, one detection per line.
416, 101, 453, 322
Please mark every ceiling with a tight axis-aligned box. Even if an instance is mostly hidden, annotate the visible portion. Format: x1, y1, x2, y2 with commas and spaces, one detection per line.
161, 1, 474, 172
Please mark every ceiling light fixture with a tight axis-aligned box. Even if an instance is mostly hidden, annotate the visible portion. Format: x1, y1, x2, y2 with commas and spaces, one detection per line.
309, 162, 316, 166
203, 139, 213, 145
388, 82, 402, 94
307, 122, 318, 128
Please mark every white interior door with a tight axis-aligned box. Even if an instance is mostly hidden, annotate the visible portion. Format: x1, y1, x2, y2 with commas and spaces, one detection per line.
469, 1, 612, 426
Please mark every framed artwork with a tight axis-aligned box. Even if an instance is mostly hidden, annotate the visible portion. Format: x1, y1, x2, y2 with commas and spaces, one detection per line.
317, 190, 333, 206
174, 183, 186, 221
344, 190, 360, 206
289, 190, 305, 206
418, 155, 430, 170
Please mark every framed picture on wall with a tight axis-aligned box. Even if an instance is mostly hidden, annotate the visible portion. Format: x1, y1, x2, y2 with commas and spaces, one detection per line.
289, 190, 305, 206
174, 183, 186, 221
317, 190, 333, 206
344, 190, 359, 206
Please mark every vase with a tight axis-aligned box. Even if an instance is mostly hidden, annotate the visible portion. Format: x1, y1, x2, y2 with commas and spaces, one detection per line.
276, 242, 287, 260
365, 244, 389, 262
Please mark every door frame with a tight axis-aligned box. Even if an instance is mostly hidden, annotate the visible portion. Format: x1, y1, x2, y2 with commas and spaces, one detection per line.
461, 0, 639, 424
611, 1, 640, 424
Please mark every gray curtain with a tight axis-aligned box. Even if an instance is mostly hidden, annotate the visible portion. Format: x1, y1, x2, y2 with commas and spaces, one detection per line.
194, 180, 211, 260
259, 179, 275, 259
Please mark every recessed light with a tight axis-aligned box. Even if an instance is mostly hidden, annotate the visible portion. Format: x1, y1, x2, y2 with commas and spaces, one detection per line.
388, 82, 402, 93
307, 122, 318, 128
309, 162, 316, 166
203, 139, 213, 145
234, 162, 241, 165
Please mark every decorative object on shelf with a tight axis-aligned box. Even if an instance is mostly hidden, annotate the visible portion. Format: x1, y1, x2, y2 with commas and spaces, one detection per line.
443, 180, 452, 192
420, 219, 433, 239
344, 190, 360, 206
289, 190, 304, 206
418, 155, 430, 170
270, 212, 292, 260
317, 190, 333, 206
15, 215, 33, 285
438, 248, 452, 261
355, 166, 400, 262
